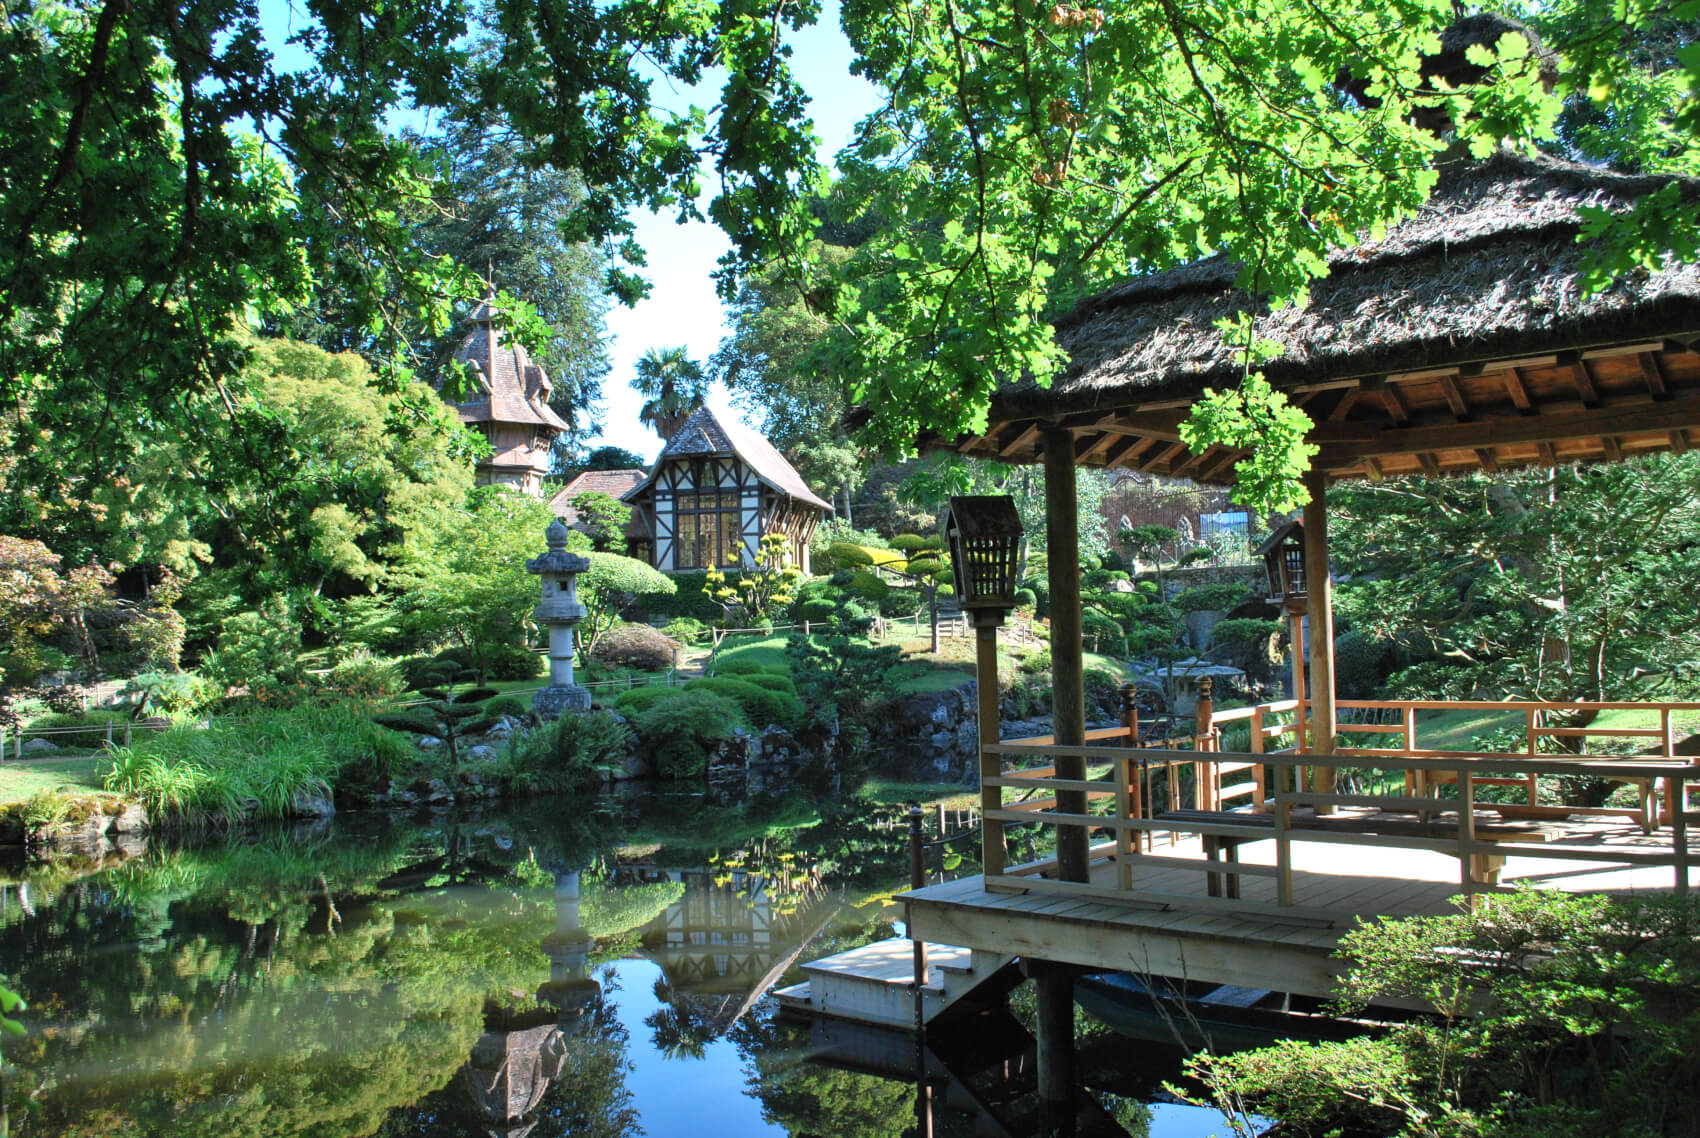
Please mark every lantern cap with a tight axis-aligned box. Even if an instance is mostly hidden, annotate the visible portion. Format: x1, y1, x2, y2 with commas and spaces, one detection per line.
941, 495, 1023, 540
941, 495, 1025, 612
1254, 518, 1302, 557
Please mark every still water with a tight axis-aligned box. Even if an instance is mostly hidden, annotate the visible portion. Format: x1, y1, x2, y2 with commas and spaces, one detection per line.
0, 793, 1244, 1137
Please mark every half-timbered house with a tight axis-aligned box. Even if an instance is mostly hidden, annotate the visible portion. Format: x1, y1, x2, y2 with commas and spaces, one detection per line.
622, 405, 832, 573
449, 293, 570, 497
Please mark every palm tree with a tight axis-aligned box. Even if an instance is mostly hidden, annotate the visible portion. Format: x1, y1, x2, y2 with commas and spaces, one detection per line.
633, 346, 708, 442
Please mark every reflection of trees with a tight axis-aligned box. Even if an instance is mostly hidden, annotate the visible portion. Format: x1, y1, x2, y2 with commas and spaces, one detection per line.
644, 974, 721, 1061
731, 1014, 918, 1138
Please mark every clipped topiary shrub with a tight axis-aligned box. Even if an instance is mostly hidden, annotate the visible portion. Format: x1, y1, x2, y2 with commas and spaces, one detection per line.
592, 623, 680, 672
661, 617, 709, 646
611, 685, 675, 718
483, 695, 528, 719
632, 688, 745, 778
849, 568, 889, 602
740, 672, 796, 695
1013, 587, 1037, 610
688, 676, 803, 730
712, 658, 767, 676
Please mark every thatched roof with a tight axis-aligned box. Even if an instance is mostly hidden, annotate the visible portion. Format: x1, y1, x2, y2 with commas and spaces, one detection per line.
944, 150, 1700, 483
1025, 152, 1700, 416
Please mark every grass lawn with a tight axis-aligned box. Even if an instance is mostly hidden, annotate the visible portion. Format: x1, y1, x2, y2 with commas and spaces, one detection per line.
0, 756, 113, 805
857, 778, 978, 809
711, 633, 795, 672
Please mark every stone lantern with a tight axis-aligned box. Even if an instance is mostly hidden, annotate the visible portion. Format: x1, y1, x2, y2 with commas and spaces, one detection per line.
526, 520, 591, 717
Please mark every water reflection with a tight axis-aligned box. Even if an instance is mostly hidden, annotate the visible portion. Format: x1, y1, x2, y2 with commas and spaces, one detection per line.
0, 795, 1242, 1138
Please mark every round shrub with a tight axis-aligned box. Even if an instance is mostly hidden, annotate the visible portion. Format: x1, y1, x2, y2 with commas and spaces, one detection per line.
794, 598, 838, 624
661, 617, 709, 646
483, 695, 528, 719
484, 641, 544, 681
879, 587, 921, 617
1334, 628, 1392, 698
632, 688, 744, 778
849, 568, 889, 603
740, 672, 796, 695
321, 652, 405, 702
828, 570, 855, 588
713, 658, 767, 676
688, 676, 803, 730
592, 623, 680, 672
1081, 608, 1125, 653
1013, 587, 1037, 610
611, 685, 676, 718
1019, 647, 1052, 675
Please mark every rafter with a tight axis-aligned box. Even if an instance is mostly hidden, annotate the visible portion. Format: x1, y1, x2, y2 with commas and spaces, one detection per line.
1438, 375, 1471, 420
1503, 367, 1533, 412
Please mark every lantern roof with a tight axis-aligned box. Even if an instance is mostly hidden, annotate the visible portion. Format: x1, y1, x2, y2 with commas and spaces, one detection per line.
1254, 518, 1303, 557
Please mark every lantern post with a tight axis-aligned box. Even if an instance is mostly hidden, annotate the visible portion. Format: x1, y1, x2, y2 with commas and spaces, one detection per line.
940, 497, 1025, 881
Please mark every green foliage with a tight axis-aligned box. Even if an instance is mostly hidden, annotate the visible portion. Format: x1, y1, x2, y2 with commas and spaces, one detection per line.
632, 689, 746, 778
1172, 583, 1251, 614
849, 569, 889, 602
481, 640, 544, 681
1210, 617, 1282, 646
579, 552, 677, 656
580, 874, 685, 939
1197, 891, 1700, 1138
380, 659, 497, 766
610, 685, 676, 719
702, 532, 804, 626
786, 632, 901, 763
0, 977, 23, 1068
120, 672, 217, 719
1013, 587, 1038, 610
740, 672, 798, 695
591, 623, 680, 671
661, 616, 710, 645
1332, 458, 1700, 701
572, 492, 634, 552
1333, 628, 1392, 699
104, 702, 414, 824
712, 658, 772, 677
0, 536, 115, 685
1179, 373, 1320, 517
202, 597, 305, 703
687, 676, 805, 731
319, 652, 406, 703
1020, 648, 1053, 675
493, 710, 631, 794
25, 709, 129, 751
641, 572, 724, 623
1080, 608, 1126, 654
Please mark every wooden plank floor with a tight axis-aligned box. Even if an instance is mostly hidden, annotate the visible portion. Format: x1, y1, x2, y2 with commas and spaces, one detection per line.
900, 818, 1695, 1000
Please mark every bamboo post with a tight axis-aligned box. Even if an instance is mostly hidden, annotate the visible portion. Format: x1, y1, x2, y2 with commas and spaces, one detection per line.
974, 614, 1006, 879
1043, 427, 1089, 882
1303, 468, 1337, 812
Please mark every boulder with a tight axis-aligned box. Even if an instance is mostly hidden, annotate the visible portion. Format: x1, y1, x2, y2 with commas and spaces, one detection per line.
21, 738, 58, 755
424, 778, 454, 804
107, 803, 149, 834
418, 735, 445, 750
467, 745, 499, 762
291, 787, 336, 818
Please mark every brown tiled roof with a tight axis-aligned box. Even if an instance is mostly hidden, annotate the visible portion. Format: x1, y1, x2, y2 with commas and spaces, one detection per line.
548, 469, 650, 540
450, 295, 572, 432
625, 405, 834, 512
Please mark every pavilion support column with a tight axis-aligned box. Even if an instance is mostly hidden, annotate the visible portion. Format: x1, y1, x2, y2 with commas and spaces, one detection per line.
1289, 612, 1308, 753
1033, 963, 1075, 1110
1303, 467, 1338, 811
975, 614, 1006, 879
1043, 427, 1089, 883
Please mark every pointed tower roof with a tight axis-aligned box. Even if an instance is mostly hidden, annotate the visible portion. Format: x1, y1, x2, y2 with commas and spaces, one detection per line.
624, 405, 833, 513
450, 291, 571, 433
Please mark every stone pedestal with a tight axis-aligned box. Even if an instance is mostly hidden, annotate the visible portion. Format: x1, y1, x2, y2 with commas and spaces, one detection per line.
526, 520, 591, 719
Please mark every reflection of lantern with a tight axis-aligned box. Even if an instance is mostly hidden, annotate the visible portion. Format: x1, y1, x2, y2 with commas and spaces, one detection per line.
1256, 519, 1307, 612
940, 496, 1025, 615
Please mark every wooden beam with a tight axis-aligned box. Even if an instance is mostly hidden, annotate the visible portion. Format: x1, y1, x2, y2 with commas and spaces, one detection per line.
1537, 441, 1558, 466
1474, 448, 1500, 473
1173, 446, 1215, 480
1381, 385, 1410, 425
1672, 430, 1690, 455
1141, 441, 1187, 472
1075, 431, 1113, 462
1042, 427, 1088, 883
1199, 449, 1242, 482
1638, 351, 1670, 400
1328, 389, 1361, 422
1363, 456, 1385, 482
1601, 436, 1624, 463
1311, 386, 1700, 458
997, 423, 1041, 457
1571, 358, 1601, 407
1101, 435, 1147, 467
1438, 375, 1472, 420
1417, 452, 1441, 476
1504, 367, 1534, 413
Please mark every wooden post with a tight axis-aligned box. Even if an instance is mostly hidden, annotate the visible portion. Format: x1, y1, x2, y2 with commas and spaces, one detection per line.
909, 807, 929, 985
1034, 965, 1074, 1108
1289, 612, 1308, 752
1195, 677, 1216, 810
1120, 683, 1144, 853
1043, 428, 1089, 882
1459, 767, 1477, 905
1250, 704, 1267, 810
1303, 468, 1337, 812
975, 615, 1006, 879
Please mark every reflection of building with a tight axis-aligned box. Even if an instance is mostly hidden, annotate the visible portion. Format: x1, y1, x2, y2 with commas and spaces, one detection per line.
449, 292, 571, 497
622, 406, 832, 573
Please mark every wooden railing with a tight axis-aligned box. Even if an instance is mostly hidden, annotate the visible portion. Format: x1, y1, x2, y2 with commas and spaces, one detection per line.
977, 697, 1700, 922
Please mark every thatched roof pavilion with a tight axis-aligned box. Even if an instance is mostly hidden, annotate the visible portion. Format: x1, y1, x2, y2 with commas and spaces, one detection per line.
930, 151, 1700, 483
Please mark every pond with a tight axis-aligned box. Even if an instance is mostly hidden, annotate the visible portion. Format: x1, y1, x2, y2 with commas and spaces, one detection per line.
0, 793, 1249, 1138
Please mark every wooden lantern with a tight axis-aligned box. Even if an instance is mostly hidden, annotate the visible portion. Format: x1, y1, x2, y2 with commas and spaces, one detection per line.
1256, 519, 1307, 611
940, 496, 1025, 614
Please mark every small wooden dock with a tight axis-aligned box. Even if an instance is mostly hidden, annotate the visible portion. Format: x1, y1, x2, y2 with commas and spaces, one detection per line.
902, 817, 1695, 1001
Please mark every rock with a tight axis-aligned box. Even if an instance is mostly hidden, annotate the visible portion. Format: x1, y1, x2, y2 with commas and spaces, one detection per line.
47, 811, 106, 846
484, 724, 513, 742
107, 803, 149, 834
418, 735, 445, 750
467, 745, 499, 762
291, 787, 336, 818
390, 789, 420, 806
21, 738, 58, 754
424, 778, 454, 804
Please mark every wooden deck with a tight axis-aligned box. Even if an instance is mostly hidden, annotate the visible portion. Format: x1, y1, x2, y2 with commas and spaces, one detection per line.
902, 817, 1696, 1001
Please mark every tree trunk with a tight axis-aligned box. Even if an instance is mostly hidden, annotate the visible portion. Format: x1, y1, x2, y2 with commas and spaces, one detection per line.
928, 583, 939, 654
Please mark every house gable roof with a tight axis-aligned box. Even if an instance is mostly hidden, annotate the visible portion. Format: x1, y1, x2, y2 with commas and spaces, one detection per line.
548, 469, 650, 539
624, 406, 834, 512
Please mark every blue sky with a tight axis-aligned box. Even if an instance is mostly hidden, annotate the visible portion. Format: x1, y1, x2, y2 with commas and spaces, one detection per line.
258, 1, 880, 464
593, 8, 879, 461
